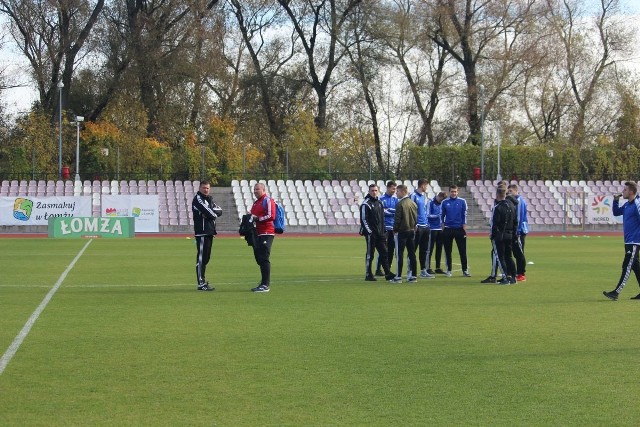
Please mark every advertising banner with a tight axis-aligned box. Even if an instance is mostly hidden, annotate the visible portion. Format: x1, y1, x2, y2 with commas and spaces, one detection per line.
48, 217, 135, 238
101, 195, 159, 232
587, 195, 623, 225
0, 196, 92, 226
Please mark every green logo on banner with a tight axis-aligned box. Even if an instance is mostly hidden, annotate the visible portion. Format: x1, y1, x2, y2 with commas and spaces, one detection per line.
48, 217, 135, 238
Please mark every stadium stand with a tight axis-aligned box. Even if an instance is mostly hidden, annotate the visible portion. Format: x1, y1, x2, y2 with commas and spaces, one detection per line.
0, 178, 629, 232
466, 179, 625, 227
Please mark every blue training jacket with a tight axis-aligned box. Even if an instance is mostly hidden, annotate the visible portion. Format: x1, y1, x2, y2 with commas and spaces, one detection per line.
380, 192, 398, 231
514, 194, 529, 235
613, 195, 640, 244
426, 196, 443, 230
441, 196, 467, 229
410, 191, 428, 227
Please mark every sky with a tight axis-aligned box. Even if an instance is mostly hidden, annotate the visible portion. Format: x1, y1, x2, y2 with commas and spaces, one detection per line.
1, 2, 640, 117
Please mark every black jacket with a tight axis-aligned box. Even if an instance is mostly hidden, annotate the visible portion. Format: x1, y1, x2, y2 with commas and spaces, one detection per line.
491, 199, 515, 241
360, 194, 386, 237
192, 192, 222, 236
506, 195, 519, 237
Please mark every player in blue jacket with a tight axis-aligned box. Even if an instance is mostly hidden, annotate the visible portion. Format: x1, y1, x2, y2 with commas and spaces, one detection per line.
508, 184, 529, 281
440, 185, 470, 277
426, 192, 446, 274
375, 181, 398, 276
604, 181, 640, 300
410, 179, 434, 278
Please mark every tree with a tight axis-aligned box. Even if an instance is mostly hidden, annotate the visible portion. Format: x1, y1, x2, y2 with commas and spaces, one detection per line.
342, 2, 388, 173
227, 0, 309, 173
277, 0, 362, 130
373, 0, 452, 148
2, 111, 57, 178
614, 88, 640, 149
229, 0, 290, 140
544, 0, 635, 146
0, 0, 105, 121
425, 0, 539, 145
83, 92, 171, 178
121, 0, 221, 138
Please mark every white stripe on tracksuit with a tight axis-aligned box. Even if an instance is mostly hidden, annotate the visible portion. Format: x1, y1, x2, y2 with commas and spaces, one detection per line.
491, 239, 506, 278
197, 237, 205, 283
615, 245, 639, 293
365, 234, 373, 276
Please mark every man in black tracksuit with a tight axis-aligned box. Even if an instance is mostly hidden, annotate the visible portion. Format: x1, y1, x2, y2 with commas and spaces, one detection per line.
192, 180, 223, 291
482, 185, 520, 283
491, 186, 517, 285
360, 184, 394, 281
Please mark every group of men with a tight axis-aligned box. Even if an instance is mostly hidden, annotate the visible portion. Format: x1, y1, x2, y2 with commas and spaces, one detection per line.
192, 181, 274, 293
360, 179, 529, 285
480, 181, 529, 285
191, 177, 640, 300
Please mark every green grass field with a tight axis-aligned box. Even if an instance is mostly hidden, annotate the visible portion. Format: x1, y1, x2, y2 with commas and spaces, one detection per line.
1, 234, 639, 426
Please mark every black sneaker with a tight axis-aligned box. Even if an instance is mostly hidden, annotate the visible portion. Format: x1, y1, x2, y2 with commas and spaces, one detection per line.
426, 269, 435, 275
365, 275, 377, 282
251, 284, 270, 293
374, 270, 384, 277
481, 276, 496, 284
497, 277, 510, 285
435, 268, 445, 274
197, 283, 214, 291
603, 291, 618, 301
508, 276, 517, 284
385, 273, 396, 281
631, 294, 640, 300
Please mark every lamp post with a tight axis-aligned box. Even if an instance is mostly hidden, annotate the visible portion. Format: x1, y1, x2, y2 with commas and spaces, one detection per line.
478, 84, 485, 181
200, 144, 206, 181
496, 126, 502, 182
285, 146, 289, 179
242, 145, 246, 179
74, 116, 84, 182
57, 81, 64, 180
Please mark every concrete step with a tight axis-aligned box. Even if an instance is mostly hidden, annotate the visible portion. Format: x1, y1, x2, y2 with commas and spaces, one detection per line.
456, 187, 489, 231
209, 187, 240, 232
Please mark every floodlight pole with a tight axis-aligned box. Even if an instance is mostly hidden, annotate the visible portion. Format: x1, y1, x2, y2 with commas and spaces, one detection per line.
496, 126, 502, 182
479, 84, 485, 181
58, 81, 64, 180
200, 145, 205, 181
74, 116, 84, 182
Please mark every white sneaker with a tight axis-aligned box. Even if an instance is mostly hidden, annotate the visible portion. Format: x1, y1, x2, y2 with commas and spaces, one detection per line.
463, 270, 471, 277
389, 277, 402, 283
444, 271, 452, 277
420, 269, 435, 279
407, 276, 417, 283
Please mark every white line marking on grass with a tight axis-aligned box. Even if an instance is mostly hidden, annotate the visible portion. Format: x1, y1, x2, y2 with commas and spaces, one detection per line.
0, 239, 93, 376
58, 277, 363, 288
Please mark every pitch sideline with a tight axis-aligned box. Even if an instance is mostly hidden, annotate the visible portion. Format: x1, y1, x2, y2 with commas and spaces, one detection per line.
0, 239, 93, 376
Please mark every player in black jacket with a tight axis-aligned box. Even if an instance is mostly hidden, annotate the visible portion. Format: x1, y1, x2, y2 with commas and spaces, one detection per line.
360, 184, 394, 281
192, 181, 223, 291
491, 187, 517, 284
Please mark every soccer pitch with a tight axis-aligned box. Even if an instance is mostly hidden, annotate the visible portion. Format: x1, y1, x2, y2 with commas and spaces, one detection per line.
1, 234, 639, 426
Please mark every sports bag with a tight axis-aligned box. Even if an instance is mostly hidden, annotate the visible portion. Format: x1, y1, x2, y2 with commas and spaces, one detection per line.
263, 197, 286, 234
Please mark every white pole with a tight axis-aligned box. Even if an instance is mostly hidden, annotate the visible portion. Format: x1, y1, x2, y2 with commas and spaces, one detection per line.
58, 82, 64, 180
74, 116, 84, 182
496, 127, 502, 182
479, 84, 485, 181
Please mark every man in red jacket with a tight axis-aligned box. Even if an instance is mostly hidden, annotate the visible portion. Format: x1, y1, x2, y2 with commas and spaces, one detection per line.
250, 182, 276, 292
